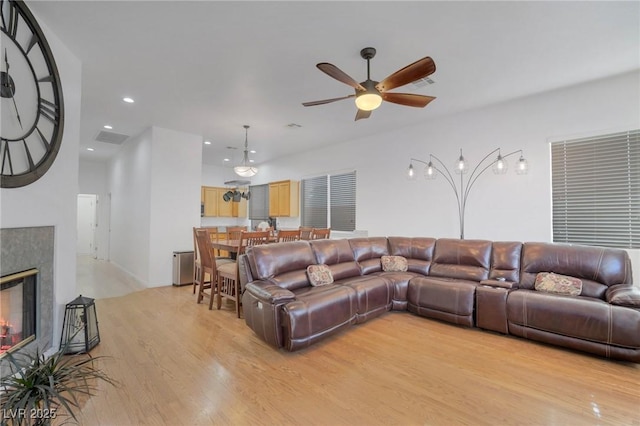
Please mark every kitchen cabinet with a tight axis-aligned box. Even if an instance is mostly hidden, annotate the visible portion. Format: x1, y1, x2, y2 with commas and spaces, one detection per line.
269, 180, 299, 217
201, 186, 246, 217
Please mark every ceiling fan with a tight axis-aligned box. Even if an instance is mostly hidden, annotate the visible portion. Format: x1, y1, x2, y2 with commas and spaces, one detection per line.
302, 47, 436, 121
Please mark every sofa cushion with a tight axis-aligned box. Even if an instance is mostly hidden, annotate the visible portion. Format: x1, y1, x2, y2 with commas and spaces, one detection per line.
349, 237, 389, 274
430, 238, 491, 282
388, 237, 436, 275
310, 239, 361, 280
489, 241, 522, 283
507, 290, 640, 350
520, 242, 632, 299
248, 241, 317, 291
607, 285, 640, 308
307, 264, 333, 286
535, 272, 582, 296
381, 255, 408, 272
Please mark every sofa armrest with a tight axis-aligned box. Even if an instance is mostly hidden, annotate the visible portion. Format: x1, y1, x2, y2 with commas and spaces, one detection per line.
244, 280, 296, 305
606, 284, 640, 308
480, 279, 518, 290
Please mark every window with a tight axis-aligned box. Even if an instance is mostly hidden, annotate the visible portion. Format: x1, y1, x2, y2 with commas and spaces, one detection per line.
301, 171, 356, 231
551, 129, 640, 249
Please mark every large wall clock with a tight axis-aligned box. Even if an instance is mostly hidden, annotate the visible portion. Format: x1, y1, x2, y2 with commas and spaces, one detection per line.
1, 0, 64, 188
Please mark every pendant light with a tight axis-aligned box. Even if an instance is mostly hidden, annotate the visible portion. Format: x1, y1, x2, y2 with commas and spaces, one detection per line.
234, 125, 258, 178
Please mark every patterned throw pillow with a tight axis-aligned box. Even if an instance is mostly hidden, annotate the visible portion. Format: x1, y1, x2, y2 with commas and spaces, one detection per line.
307, 264, 333, 286
381, 255, 408, 272
534, 272, 583, 296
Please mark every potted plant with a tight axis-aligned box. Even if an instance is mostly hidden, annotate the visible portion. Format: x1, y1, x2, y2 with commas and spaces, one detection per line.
0, 345, 116, 426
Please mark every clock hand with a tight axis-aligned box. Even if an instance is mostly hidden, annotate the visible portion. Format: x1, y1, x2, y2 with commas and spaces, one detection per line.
4, 49, 23, 129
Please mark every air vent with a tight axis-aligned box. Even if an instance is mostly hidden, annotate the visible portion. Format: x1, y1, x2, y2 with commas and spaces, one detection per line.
94, 130, 129, 145
411, 77, 436, 89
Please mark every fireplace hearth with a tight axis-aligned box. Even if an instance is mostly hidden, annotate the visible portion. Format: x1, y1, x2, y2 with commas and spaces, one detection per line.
0, 269, 37, 358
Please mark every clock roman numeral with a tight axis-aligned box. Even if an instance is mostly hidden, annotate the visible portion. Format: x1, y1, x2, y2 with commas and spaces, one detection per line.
26, 34, 38, 55
5, 0, 19, 38
22, 139, 35, 171
36, 127, 50, 150
39, 98, 59, 124
1, 138, 14, 176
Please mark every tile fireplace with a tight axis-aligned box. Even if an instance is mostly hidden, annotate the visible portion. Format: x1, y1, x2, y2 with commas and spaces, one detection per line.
0, 269, 37, 358
0, 227, 54, 377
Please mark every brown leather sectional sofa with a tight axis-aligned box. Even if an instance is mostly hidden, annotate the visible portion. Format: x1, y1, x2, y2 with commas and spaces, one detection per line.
240, 237, 640, 362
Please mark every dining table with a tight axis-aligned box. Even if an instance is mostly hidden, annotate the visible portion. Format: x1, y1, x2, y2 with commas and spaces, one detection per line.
210, 236, 278, 258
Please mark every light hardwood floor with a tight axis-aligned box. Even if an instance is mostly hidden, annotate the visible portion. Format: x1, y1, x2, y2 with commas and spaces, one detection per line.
72, 259, 640, 425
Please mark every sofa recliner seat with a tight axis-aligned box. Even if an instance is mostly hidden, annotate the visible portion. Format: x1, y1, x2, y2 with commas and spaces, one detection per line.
241, 236, 640, 362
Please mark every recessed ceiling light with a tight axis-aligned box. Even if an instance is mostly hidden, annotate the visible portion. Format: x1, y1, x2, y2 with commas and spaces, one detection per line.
204, 140, 212, 145
249, 150, 256, 154
87, 148, 95, 151
103, 125, 113, 129
223, 158, 230, 162
249, 159, 255, 163
122, 97, 134, 103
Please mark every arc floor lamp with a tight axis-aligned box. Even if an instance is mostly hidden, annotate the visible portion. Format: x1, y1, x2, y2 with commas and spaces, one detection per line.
407, 148, 528, 239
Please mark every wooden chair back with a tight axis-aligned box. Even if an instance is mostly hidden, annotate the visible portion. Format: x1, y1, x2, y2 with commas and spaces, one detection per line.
299, 226, 313, 240
238, 230, 270, 255
226, 226, 247, 241
277, 229, 301, 242
311, 227, 331, 240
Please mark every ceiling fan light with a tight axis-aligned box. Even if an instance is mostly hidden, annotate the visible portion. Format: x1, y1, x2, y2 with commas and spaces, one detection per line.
355, 92, 382, 111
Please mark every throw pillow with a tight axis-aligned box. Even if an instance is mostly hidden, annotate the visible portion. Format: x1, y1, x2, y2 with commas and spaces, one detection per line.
381, 255, 408, 272
534, 272, 582, 296
307, 264, 333, 286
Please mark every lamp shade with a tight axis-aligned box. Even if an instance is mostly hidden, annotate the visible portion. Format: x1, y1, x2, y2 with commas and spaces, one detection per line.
234, 165, 258, 177
492, 154, 508, 174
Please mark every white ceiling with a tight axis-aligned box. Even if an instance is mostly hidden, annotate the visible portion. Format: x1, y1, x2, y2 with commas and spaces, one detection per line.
29, 1, 640, 167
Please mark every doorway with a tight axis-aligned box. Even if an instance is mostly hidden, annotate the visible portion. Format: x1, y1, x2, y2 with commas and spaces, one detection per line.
77, 194, 97, 257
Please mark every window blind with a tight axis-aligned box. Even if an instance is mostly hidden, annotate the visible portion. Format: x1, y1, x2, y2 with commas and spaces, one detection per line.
301, 175, 328, 228
248, 184, 269, 220
330, 171, 356, 232
551, 129, 640, 249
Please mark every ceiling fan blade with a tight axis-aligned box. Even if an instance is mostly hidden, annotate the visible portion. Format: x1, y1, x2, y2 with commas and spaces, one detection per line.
382, 93, 436, 108
302, 94, 355, 107
376, 56, 436, 92
355, 109, 371, 121
317, 63, 366, 91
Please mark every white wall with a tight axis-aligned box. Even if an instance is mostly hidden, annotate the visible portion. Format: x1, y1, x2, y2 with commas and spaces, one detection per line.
148, 127, 202, 285
0, 14, 82, 347
108, 128, 153, 284
108, 127, 202, 286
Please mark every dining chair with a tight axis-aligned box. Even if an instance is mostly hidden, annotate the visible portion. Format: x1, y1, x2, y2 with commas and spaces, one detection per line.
215, 230, 270, 317
205, 226, 225, 258
192, 227, 205, 294
277, 229, 301, 242
226, 226, 247, 241
195, 228, 218, 305
311, 227, 331, 240
299, 226, 313, 240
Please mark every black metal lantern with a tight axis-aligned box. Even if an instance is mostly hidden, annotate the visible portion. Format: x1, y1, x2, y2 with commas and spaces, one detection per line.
60, 295, 100, 354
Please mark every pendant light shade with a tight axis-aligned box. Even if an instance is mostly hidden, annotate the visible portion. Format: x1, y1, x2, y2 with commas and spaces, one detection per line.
234, 125, 258, 177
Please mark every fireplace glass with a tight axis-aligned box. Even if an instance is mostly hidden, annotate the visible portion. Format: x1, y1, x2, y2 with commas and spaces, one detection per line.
0, 269, 37, 358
